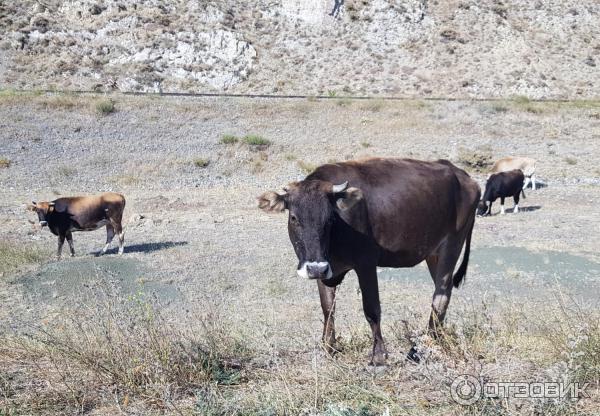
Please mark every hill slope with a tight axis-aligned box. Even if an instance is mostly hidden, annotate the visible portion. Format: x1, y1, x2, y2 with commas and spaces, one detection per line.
0, 0, 598, 98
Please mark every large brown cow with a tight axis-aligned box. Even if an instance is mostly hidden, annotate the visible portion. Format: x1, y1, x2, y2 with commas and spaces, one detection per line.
259, 158, 480, 365
28, 192, 126, 258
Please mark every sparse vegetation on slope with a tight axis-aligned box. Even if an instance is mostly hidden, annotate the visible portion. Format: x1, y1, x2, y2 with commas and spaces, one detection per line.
1, 1, 598, 99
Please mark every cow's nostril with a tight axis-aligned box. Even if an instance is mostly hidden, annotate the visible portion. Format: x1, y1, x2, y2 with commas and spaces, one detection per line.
316, 264, 329, 274
306, 262, 330, 279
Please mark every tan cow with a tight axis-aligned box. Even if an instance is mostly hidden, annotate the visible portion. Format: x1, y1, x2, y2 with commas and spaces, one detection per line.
491, 157, 537, 190
28, 193, 126, 258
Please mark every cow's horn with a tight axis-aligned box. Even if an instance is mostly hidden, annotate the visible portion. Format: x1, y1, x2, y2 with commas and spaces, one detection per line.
31, 200, 37, 205
49, 202, 55, 206
332, 181, 348, 193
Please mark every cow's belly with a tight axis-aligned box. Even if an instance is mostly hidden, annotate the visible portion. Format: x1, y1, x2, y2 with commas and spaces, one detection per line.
377, 250, 428, 268
71, 219, 109, 231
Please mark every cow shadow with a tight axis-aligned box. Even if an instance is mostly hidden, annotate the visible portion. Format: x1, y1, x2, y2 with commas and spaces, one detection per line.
518, 205, 542, 213
94, 241, 188, 256
525, 179, 548, 189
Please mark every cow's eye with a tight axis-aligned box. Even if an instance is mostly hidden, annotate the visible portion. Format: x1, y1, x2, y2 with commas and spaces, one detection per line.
290, 214, 299, 225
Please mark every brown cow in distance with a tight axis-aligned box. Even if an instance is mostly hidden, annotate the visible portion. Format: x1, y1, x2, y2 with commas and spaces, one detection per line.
28, 192, 126, 258
259, 158, 480, 365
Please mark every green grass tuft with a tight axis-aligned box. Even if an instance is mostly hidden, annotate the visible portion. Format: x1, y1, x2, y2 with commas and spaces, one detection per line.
243, 135, 271, 146
220, 134, 239, 144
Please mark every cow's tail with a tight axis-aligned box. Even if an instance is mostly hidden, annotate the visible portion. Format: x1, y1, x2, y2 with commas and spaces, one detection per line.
521, 188, 526, 199
453, 215, 475, 289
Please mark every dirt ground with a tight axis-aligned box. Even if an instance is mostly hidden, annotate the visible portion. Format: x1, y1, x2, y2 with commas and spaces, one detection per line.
1, 93, 599, 414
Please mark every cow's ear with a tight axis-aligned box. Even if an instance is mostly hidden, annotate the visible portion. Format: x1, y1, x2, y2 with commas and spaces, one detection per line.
26, 203, 36, 211
258, 191, 287, 213
335, 187, 363, 211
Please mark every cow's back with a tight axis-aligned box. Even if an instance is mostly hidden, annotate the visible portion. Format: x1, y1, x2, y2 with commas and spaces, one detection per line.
308, 158, 479, 264
53, 193, 125, 228
492, 157, 536, 176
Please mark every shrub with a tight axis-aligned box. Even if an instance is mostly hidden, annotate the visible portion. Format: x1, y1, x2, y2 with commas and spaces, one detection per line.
0, 157, 10, 168
490, 103, 509, 113
220, 134, 239, 144
95, 98, 115, 115
57, 165, 76, 177
194, 158, 210, 168
564, 157, 578, 165
457, 147, 493, 172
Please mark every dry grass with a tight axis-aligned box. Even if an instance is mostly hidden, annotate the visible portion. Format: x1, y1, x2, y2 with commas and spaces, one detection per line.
110, 174, 141, 186
0, 157, 10, 168
0, 287, 250, 414
56, 165, 77, 177
297, 160, 317, 174
38, 94, 79, 110
1, 283, 598, 414
0, 242, 47, 276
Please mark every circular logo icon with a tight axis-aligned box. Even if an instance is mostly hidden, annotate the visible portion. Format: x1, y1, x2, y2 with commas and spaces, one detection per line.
450, 374, 481, 405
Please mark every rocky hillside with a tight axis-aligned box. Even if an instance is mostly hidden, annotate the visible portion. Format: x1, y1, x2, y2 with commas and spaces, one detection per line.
0, 0, 598, 99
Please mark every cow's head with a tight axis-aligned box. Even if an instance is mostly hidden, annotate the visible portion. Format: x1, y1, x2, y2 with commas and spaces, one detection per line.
27, 201, 55, 227
258, 180, 363, 280
477, 200, 490, 216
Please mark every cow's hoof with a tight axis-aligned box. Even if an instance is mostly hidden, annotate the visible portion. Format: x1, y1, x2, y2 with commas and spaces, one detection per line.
323, 341, 341, 356
406, 346, 421, 363
370, 352, 387, 367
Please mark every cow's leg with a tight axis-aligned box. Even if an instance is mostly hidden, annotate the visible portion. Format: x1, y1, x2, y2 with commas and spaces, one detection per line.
531, 175, 536, 191
111, 221, 125, 255
66, 231, 75, 257
513, 193, 520, 213
486, 201, 493, 216
101, 224, 115, 255
57, 233, 66, 259
426, 236, 465, 338
356, 266, 386, 366
500, 197, 506, 215
317, 280, 338, 354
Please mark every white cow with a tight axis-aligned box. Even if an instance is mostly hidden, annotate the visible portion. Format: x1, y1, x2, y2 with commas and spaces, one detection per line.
491, 157, 537, 190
